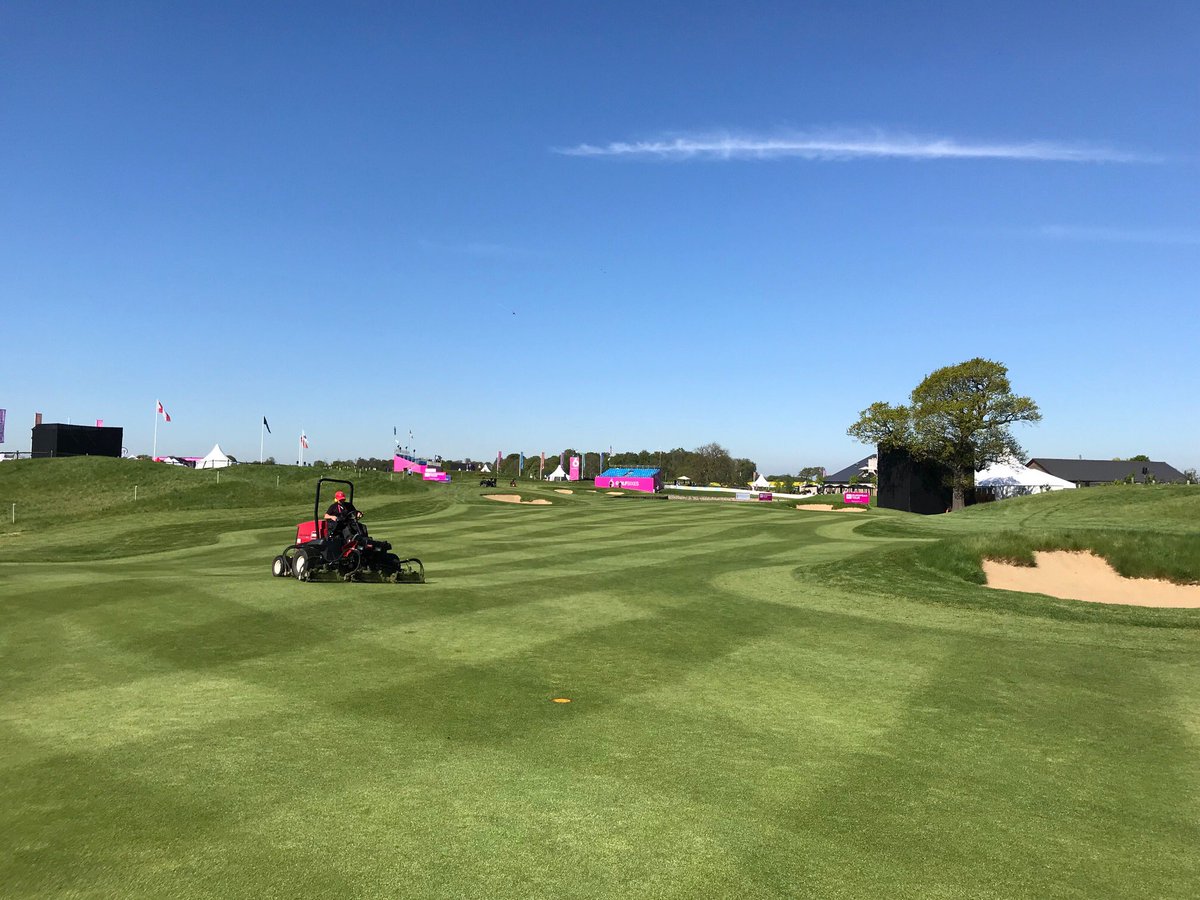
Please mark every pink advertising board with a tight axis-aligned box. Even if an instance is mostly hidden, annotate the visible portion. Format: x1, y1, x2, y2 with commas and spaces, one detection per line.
595, 476, 658, 493
568, 456, 581, 481
843, 491, 871, 506
394, 455, 426, 475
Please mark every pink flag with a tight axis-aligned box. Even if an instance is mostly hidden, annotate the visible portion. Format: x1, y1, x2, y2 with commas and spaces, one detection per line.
156, 401, 171, 423
300, 433, 309, 449
96, 419, 103, 428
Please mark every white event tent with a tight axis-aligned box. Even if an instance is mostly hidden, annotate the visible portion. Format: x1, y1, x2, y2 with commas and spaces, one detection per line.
750, 474, 772, 489
196, 444, 236, 469
546, 464, 568, 481
975, 460, 1074, 499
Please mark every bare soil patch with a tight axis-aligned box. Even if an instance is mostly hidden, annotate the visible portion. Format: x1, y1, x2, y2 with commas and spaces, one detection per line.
483, 495, 552, 506
983, 551, 1200, 608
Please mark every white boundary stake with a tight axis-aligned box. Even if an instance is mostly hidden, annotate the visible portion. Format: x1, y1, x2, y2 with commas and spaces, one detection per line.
134, 485, 138, 502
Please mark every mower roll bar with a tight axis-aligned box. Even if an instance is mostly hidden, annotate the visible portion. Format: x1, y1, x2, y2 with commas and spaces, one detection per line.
314, 477, 355, 528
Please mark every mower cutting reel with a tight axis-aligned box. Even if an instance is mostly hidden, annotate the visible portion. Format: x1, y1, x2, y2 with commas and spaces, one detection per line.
272, 477, 425, 585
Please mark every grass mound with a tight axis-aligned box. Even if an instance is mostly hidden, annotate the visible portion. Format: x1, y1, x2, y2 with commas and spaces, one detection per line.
930, 530, 1200, 584
819, 486, 1200, 627
0, 457, 444, 561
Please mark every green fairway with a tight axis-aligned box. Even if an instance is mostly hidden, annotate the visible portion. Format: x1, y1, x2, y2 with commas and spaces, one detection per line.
2, 460, 1198, 898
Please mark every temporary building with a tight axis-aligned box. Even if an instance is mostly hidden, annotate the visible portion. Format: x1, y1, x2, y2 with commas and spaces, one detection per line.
596, 467, 662, 493
480, 464, 491, 473
975, 460, 1075, 499
750, 474, 772, 490
196, 444, 236, 469
546, 464, 568, 482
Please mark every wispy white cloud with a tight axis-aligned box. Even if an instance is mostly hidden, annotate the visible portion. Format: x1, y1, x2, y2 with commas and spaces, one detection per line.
1038, 225, 1200, 245
556, 130, 1153, 163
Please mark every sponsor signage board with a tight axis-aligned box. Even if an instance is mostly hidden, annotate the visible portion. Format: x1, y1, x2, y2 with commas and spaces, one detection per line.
843, 491, 871, 505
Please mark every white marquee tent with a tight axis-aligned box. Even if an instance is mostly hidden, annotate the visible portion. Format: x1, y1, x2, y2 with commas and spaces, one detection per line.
750, 474, 772, 489
975, 460, 1075, 499
196, 444, 236, 469
546, 464, 568, 482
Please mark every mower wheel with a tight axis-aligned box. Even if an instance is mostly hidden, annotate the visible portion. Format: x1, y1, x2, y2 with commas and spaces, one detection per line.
272, 555, 290, 578
292, 549, 311, 582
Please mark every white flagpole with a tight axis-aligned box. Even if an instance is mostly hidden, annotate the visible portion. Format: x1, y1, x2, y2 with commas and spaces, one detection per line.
152, 401, 159, 460
260, 421, 265, 464
300, 431, 305, 466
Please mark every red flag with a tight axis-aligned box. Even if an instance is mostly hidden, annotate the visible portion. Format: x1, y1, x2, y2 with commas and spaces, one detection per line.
156, 401, 171, 423
300, 433, 309, 449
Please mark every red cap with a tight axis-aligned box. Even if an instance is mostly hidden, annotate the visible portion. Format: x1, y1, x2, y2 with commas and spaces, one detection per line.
334, 490, 346, 500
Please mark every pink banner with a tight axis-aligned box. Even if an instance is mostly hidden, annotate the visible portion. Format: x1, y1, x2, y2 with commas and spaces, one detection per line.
843, 491, 871, 505
394, 455, 427, 475
595, 475, 661, 493
568, 455, 580, 481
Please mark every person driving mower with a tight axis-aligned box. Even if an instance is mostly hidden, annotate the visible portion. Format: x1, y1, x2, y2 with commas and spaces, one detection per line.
323, 490, 363, 559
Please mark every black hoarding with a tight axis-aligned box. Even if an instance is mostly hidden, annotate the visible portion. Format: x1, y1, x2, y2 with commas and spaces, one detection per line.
31, 424, 124, 458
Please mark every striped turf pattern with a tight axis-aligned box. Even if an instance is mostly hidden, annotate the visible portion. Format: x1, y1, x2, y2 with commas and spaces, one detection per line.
3, 487, 1198, 898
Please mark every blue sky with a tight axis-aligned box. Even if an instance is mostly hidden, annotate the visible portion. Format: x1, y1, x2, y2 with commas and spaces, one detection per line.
2, 1, 1197, 473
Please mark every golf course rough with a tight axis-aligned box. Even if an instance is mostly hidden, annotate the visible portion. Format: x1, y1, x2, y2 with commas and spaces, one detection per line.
1, 459, 1198, 899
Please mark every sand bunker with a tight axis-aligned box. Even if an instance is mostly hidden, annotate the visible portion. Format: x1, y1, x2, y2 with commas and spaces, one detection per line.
554, 489, 574, 494
795, 504, 865, 513
983, 551, 1200, 608
483, 494, 551, 506
605, 491, 625, 495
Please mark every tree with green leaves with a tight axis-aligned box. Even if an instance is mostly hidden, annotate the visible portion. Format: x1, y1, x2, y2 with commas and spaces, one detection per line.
848, 358, 1041, 511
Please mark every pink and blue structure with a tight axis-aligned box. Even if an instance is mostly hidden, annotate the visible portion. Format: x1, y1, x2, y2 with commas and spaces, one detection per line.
594, 467, 663, 493
394, 454, 450, 482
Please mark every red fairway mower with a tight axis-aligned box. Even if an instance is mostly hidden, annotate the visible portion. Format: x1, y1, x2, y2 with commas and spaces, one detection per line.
271, 478, 425, 583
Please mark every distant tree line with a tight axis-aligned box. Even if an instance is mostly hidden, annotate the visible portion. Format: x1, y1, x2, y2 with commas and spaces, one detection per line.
476, 443, 756, 485
607, 443, 756, 485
